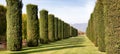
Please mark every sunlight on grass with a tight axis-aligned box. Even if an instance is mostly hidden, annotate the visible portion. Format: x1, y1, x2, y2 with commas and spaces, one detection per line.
0, 35, 106, 54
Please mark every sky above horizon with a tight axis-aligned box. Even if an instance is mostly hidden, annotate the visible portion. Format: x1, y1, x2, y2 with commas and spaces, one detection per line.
0, 0, 96, 24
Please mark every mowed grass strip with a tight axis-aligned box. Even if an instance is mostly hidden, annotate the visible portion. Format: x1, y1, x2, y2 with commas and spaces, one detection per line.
0, 35, 106, 54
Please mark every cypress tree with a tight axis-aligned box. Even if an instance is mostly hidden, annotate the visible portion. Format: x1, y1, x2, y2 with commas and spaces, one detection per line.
67, 24, 71, 37
61, 21, 64, 39
89, 13, 96, 44
57, 19, 61, 40
26, 4, 39, 47
103, 0, 120, 54
63, 21, 66, 38
72, 27, 74, 37
39, 9, 48, 44
54, 17, 58, 41
48, 14, 55, 42
92, 2, 99, 47
63, 22, 67, 38
70, 26, 73, 37
75, 29, 78, 36
6, 0, 23, 51
73, 27, 75, 37
65, 23, 68, 38
96, 0, 106, 52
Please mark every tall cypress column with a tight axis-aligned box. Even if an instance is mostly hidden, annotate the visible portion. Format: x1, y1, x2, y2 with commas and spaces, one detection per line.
48, 14, 55, 42
6, 0, 23, 51
26, 4, 39, 47
39, 10, 48, 44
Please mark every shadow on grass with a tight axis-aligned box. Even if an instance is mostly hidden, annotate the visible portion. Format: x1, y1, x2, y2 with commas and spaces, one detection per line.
10, 36, 86, 54
22, 37, 85, 51
10, 45, 85, 54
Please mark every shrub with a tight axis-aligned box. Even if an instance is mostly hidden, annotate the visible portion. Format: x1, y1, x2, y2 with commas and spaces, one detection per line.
6, 0, 23, 51
48, 14, 55, 42
39, 9, 49, 44
26, 4, 39, 47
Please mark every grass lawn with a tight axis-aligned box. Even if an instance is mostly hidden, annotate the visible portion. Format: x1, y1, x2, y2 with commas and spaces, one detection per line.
0, 35, 106, 54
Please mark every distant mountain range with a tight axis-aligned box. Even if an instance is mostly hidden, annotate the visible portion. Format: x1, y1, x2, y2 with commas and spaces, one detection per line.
71, 23, 88, 32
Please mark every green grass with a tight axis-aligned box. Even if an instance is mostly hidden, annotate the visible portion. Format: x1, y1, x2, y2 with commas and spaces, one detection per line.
0, 35, 106, 54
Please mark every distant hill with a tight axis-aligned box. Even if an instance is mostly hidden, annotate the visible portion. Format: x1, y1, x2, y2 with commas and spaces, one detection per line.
71, 23, 88, 32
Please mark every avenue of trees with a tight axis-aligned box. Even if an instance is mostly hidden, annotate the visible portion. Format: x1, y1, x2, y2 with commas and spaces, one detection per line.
86, 0, 120, 54
0, 0, 79, 51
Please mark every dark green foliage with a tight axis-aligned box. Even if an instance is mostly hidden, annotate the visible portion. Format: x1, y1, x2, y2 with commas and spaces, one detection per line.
60, 20, 63, 39
92, 2, 99, 47
67, 24, 71, 38
6, 0, 23, 51
87, 0, 106, 51
26, 4, 39, 47
70, 26, 73, 37
63, 22, 65, 38
72, 27, 77, 37
71, 27, 74, 37
63, 23, 70, 38
86, 0, 120, 53
0, 5, 6, 42
57, 19, 62, 40
22, 14, 27, 39
75, 29, 78, 36
48, 14, 55, 42
54, 17, 58, 41
86, 13, 96, 45
0, 5, 6, 35
103, 0, 120, 54
95, 0, 106, 52
63, 23, 67, 39
39, 9, 48, 44
61, 21, 64, 39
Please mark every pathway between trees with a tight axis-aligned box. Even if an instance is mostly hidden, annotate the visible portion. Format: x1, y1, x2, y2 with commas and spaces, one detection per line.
0, 35, 105, 54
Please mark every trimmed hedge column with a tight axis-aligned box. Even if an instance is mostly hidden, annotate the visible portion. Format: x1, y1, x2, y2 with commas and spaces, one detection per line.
70, 26, 73, 37
26, 4, 39, 47
48, 14, 55, 42
61, 21, 64, 39
68, 24, 71, 37
63, 21, 66, 38
54, 17, 58, 41
63, 23, 68, 38
6, 0, 23, 51
104, 0, 120, 54
57, 19, 61, 40
95, 0, 106, 52
39, 10, 48, 44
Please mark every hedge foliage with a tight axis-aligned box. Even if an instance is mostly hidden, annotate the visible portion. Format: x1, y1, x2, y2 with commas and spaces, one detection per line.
87, 0, 120, 53
26, 4, 39, 47
39, 9, 49, 44
48, 14, 55, 42
6, 0, 23, 51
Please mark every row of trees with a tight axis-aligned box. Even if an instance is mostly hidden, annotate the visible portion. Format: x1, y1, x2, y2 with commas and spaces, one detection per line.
86, 0, 120, 54
6, 0, 78, 51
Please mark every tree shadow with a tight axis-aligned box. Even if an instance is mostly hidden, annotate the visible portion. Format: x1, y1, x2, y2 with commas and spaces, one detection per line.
22, 37, 85, 50
10, 37, 86, 54
10, 45, 85, 54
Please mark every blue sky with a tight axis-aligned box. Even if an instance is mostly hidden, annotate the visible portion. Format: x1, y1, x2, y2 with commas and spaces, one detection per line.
0, 0, 96, 24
